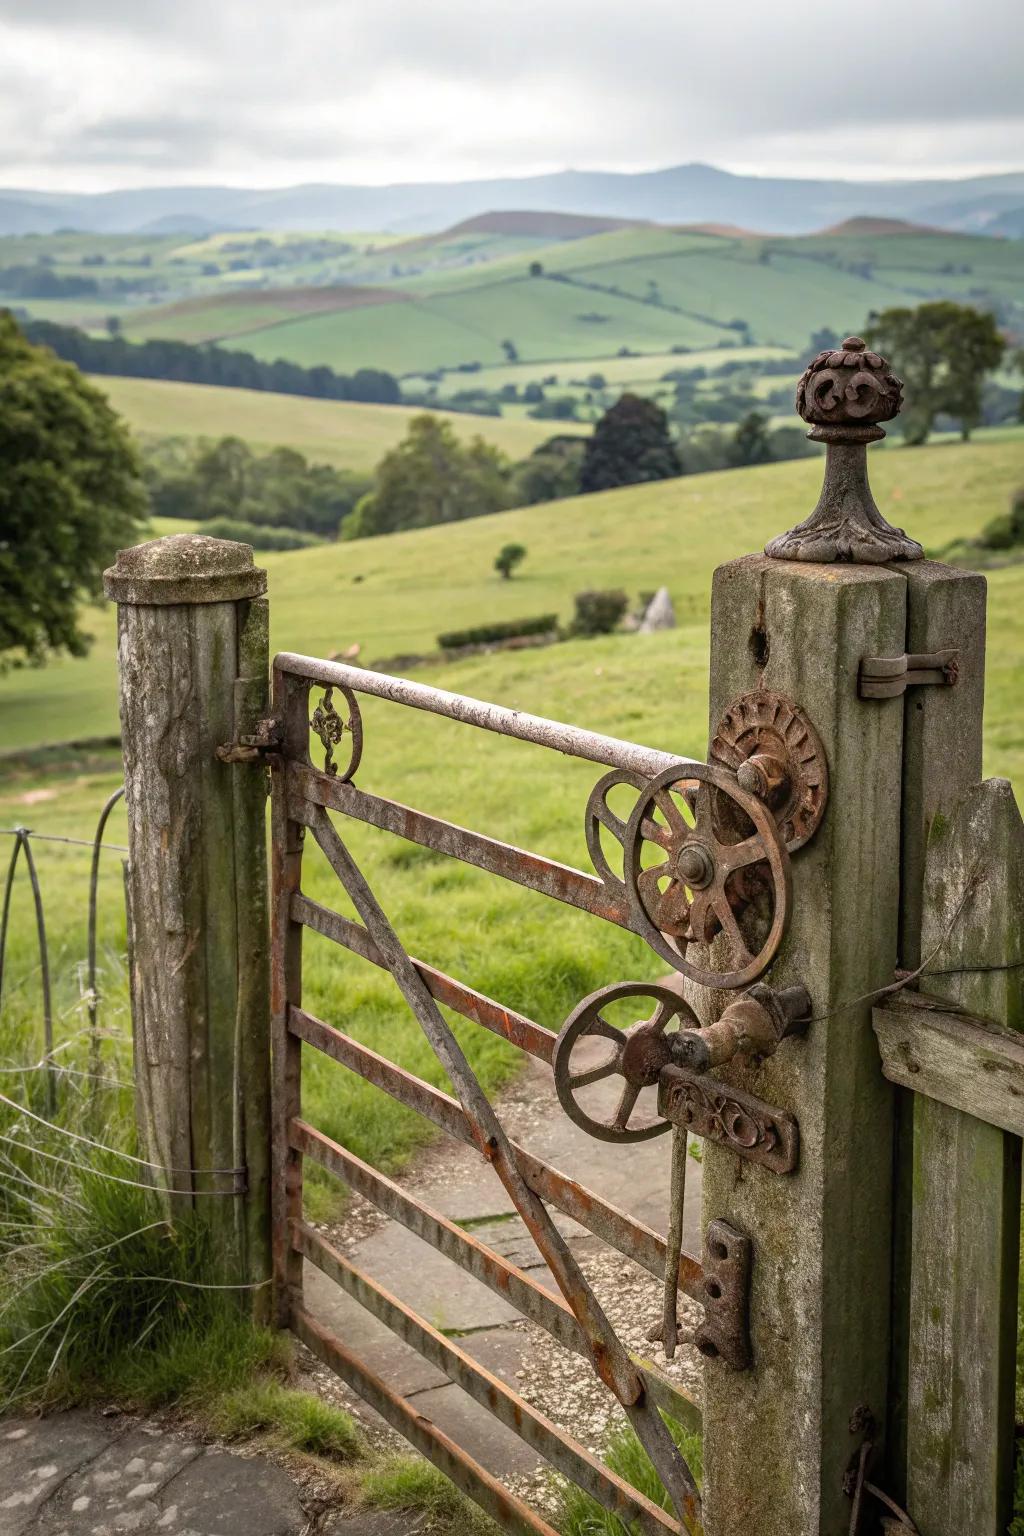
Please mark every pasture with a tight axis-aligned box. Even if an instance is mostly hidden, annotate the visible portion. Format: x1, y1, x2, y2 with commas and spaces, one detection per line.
2, 434, 1022, 1207
91, 375, 579, 473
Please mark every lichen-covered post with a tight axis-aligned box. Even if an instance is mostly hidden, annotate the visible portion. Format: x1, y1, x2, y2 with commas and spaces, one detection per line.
698, 341, 913, 1533
104, 535, 272, 1318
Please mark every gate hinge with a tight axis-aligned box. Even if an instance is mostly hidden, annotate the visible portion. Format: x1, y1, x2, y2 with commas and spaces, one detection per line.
859, 649, 959, 699
216, 716, 283, 764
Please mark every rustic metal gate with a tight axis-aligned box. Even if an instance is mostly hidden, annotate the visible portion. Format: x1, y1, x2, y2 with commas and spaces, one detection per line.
106, 335, 1023, 1536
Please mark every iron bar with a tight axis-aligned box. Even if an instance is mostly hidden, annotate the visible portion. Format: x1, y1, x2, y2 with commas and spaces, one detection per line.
292, 1116, 703, 1436
0, 830, 24, 1013
87, 786, 126, 1109
289, 1006, 704, 1302
295, 1221, 680, 1536
290, 766, 631, 929
303, 806, 701, 1526
274, 654, 696, 779
292, 895, 556, 1062
19, 834, 54, 1115
293, 1305, 560, 1536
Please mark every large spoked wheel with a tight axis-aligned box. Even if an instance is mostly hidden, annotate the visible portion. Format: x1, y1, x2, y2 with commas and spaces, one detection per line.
585, 768, 651, 895
553, 981, 701, 1144
624, 762, 790, 990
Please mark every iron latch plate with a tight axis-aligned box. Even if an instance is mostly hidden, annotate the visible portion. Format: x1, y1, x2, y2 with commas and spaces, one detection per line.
695, 1218, 752, 1370
658, 1064, 799, 1174
859, 650, 959, 699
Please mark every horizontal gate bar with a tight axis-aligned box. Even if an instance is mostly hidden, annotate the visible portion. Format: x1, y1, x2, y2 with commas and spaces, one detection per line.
274, 653, 695, 779
293, 895, 556, 1062
291, 1118, 701, 1434
289, 765, 631, 930
291, 1305, 559, 1536
289, 1006, 705, 1303
295, 1221, 679, 1536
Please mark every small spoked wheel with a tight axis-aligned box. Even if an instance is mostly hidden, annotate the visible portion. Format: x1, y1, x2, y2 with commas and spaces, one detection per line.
553, 981, 701, 1143
624, 762, 790, 990
584, 768, 651, 895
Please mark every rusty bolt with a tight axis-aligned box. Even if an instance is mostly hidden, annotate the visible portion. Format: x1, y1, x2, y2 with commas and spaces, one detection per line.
736, 751, 789, 806
676, 842, 715, 888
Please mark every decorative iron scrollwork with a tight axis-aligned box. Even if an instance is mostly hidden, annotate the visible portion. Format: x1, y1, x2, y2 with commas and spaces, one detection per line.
310, 685, 363, 781
658, 1063, 799, 1174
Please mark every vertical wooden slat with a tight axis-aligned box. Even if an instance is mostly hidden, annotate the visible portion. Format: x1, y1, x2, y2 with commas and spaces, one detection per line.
699, 554, 906, 1536
887, 562, 986, 1500
905, 775, 1024, 1535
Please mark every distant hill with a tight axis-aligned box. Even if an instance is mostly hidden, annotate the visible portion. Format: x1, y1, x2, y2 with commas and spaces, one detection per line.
3, 163, 1024, 237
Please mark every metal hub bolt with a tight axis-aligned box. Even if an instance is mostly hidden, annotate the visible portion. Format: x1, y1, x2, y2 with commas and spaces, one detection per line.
676, 842, 715, 888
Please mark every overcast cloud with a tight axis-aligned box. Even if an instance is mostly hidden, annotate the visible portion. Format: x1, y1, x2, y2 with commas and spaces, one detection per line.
0, 0, 1021, 191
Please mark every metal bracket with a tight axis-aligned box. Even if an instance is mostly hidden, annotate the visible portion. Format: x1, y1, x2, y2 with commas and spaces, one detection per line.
216, 715, 283, 764
658, 1063, 799, 1174
859, 650, 959, 699
693, 1218, 752, 1370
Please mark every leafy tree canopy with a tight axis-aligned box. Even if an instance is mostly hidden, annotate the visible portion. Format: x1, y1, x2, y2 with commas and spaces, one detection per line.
343, 415, 511, 539
579, 393, 682, 494
866, 301, 1005, 445
0, 310, 147, 664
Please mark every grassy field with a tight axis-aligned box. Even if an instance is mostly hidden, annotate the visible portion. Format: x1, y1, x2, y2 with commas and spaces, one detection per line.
91, 376, 580, 473
1, 436, 1022, 1206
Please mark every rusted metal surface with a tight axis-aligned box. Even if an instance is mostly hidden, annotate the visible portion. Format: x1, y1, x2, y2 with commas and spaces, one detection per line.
292, 1116, 702, 1434
275, 652, 696, 779
693, 1220, 752, 1371
295, 1220, 680, 1536
0, 829, 55, 1112
670, 982, 811, 1075
553, 982, 701, 1143
659, 1063, 800, 1175
858, 650, 960, 699
290, 763, 631, 928
300, 804, 702, 1528
292, 894, 556, 1061
845, 1410, 921, 1534
624, 762, 791, 990
585, 767, 651, 895
655, 1127, 689, 1361
292, 1305, 561, 1536
289, 1004, 705, 1301
309, 684, 363, 779
710, 691, 829, 852
765, 336, 923, 565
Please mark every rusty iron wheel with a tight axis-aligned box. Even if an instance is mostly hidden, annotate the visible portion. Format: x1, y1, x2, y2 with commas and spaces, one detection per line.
624, 762, 791, 990
553, 980, 701, 1143
584, 767, 652, 894
709, 689, 829, 852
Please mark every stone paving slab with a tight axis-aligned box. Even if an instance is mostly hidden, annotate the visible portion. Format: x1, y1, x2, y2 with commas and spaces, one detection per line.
0, 1414, 306, 1536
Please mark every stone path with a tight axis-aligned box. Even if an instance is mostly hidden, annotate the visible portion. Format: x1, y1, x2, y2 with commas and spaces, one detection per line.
0, 1413, 416, 1536
302, 1048, 705, 1505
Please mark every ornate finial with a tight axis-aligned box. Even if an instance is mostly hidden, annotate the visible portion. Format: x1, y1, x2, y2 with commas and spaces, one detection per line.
765, 336, 923, 564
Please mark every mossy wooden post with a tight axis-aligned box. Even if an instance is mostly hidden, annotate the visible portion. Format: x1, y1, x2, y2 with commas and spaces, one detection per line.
104, 534, 272, 1319
699, 555, 905, 1535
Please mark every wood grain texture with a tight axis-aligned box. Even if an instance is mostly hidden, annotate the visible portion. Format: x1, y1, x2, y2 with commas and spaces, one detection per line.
873, 993, 1024, 1136
905, 776, 1024, 1536
112, 539, 272, 1308
699, 555, 906, 1536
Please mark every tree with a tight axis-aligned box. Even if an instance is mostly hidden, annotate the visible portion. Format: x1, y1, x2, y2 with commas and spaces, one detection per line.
105, 314, 122, 337
501, 339, 519, 363
579, 394, 682, 494
494, 542, 526, 579
343, 415, 511, 539
866, 301, 1006, 444
729, 411, 773, 467
528, 261, 544, 278
0, 311, 147, 663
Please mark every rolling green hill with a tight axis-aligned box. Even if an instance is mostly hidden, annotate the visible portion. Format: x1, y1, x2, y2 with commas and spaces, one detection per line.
92, 376, 580, 473
2, 436, 1021, 785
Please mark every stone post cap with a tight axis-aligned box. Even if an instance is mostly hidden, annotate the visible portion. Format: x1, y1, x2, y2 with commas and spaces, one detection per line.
104, 534, 268, 605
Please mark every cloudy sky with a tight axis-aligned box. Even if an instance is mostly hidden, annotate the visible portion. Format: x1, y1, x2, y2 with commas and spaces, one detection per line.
1, 0, 1021, 192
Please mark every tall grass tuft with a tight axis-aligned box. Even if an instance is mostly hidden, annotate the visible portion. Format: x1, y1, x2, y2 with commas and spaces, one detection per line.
554, 1416, 703, 1536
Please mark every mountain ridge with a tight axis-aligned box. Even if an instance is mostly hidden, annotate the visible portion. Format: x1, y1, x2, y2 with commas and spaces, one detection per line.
2, 163, 1023, 237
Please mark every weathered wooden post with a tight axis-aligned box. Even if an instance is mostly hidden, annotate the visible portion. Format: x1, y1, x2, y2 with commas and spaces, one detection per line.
697, 339, 914, 1534
104, 534, 272, 1317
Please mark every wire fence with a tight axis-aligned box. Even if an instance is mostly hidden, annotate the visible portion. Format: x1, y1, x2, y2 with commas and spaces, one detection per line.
0, 787, 127, 1115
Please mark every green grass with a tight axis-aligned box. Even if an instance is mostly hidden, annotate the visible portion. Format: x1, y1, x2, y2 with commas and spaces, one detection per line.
90, 376, 579, 475
357, 1454, 500, 1534
211, 1380, 362, 1457
555, 1415, 703, 1536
